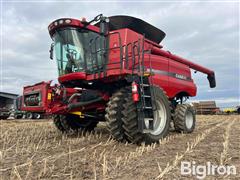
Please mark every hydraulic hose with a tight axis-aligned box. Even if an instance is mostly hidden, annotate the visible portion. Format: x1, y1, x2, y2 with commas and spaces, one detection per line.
67, 97, 103, 110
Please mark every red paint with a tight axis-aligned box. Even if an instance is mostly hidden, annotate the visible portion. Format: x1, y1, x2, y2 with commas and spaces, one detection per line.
59, 72, 87, 83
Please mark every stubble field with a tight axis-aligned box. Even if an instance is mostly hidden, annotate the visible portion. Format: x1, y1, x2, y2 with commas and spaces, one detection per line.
0, 115, 239, 179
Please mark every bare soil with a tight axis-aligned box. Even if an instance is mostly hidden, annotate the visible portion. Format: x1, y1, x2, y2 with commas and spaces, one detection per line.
0, 115, 239, 179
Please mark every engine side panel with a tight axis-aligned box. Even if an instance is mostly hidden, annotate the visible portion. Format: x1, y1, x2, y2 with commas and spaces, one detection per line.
144, 54, 197, 98
168, 60, 197, 98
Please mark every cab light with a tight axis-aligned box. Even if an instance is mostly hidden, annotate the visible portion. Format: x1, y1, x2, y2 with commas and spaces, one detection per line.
80, 17, 86, 22
58, 19, 64, 24
65, 19, 71, 24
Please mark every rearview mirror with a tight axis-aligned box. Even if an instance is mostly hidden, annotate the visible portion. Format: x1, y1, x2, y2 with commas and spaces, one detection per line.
99, 17, 109, 36
49, 43, 54, 60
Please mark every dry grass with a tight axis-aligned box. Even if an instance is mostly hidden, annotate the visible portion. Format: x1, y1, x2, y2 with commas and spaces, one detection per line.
0, 115, 239, 179
156, 120, 228, 179
220, 118, 236, 165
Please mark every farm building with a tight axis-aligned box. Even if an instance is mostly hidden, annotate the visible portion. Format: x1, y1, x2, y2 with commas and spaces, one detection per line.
0, 92, 19, 119
192, 101, 220, 115
0, 92, 19, 109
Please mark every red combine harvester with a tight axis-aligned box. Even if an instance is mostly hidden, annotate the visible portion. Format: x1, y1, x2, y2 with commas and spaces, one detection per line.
20, 81, 54, 119
48, 15, 216, 144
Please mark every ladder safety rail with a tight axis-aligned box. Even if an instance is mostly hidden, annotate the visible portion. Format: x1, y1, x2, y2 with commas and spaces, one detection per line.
124, 42, 133, 69
108, 31, 123, 71
88, 32, 154, 82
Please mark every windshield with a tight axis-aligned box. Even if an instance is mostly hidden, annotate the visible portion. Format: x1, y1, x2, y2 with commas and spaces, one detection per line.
53, 28, 105, 75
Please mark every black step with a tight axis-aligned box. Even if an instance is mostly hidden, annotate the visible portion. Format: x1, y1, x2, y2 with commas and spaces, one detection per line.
144, 118, 154, 121
144, 106, 153, 109
141, 84, 150, 87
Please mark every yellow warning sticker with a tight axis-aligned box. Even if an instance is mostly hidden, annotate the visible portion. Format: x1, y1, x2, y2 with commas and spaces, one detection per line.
47, 93, 52, 100
70, 111, 84, 118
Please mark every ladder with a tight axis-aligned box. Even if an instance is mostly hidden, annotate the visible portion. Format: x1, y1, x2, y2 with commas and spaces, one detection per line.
136, 37, 156, 132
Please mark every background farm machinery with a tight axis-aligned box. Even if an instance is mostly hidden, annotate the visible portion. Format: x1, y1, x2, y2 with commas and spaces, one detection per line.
15, 81, 55, 119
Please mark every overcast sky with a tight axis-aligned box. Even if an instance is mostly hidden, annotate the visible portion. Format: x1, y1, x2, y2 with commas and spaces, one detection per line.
1, 1, 239, 108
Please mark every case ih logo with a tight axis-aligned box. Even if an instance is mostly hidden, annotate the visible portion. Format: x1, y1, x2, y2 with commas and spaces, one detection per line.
148, 69, 191, 81
175, 74, 187, 80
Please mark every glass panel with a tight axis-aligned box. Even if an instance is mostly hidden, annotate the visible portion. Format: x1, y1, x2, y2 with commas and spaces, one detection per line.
53, 28, 105, 76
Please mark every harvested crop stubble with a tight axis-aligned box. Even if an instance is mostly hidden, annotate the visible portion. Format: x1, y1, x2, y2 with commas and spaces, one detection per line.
0, 115, 239, 179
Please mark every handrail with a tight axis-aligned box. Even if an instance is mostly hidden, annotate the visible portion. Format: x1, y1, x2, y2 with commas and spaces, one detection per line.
87, 32, 150, 78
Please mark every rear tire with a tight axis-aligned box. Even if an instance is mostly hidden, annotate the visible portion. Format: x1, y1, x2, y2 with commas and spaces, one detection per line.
53, 114, 98, 134
122, 86, 171, 144
105, 87, 129, 142
173, 104, 196, 133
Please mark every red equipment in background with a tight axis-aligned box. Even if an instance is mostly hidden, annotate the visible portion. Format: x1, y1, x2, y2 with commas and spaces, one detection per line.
20, 81, 55, 119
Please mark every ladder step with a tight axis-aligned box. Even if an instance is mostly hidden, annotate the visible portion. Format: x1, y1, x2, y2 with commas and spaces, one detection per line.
144, 106, 153, 109
144, 118, 153, 121
141, 84, 150, 87
143, 95, 151, 98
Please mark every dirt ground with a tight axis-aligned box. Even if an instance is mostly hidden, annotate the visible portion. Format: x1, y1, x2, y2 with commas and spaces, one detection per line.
0, 115, 239, 179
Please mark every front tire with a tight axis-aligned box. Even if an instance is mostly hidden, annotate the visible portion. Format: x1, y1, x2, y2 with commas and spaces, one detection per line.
53, 114, 98, 134
122, 86, 171, 144
53, 115, 66, 132
105, 87, 129, 142
173, 104, 196, 133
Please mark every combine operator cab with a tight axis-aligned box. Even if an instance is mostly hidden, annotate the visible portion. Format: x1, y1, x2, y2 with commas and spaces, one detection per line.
52, 27, 105, 75
48, 15, 110, 87
48, 14, 216, 144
